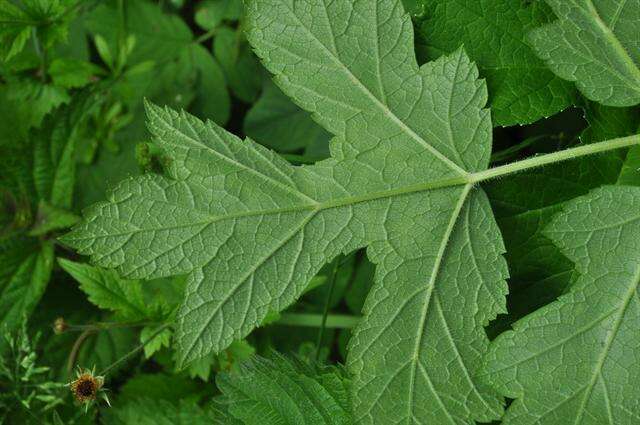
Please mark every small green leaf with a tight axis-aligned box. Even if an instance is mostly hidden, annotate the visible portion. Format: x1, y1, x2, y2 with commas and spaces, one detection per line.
48, 58, 104, 89
94, 34, 114, 69
58, 259, 149, 321
140, 325, 172, 358
213, 26, 262, 103
0, 238, 53, 341
195, 0, 243, 31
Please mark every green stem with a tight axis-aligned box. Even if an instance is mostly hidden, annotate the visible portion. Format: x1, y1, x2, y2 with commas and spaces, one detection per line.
472, 134, 640, 183
490, 135, 547, 163
278, 313, 361, 329
194, 28, 218, 44
98, 323, 171, 376
315, 256, 341, 362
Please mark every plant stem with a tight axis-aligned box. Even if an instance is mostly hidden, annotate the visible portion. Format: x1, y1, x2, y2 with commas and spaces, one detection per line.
194, 28, 218, 44
278, 313, 361, 329
315, 256, 341, 362
490, 135, 547, 163
98, 323, 171, 376
471, 134, 640, 183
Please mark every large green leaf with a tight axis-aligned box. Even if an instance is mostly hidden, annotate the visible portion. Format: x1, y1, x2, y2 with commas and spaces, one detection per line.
530, 0, 640, 107
483, 186, 640, 424
63, 0, 509, 422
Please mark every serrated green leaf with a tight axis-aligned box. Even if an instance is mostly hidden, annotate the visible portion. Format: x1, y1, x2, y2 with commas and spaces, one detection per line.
244, 80, 331, 152
48, 58, 104, 89
217, 354, 351, 425
417, 0, 576, 126
483, 186, 640, 424
63, 0, 509, 422
530, 0, 640, 107
58, 259, 148, 321
0, 0, 32, 61
0, 238, 53, 340
85, 0, 230, 124
140, 325, 172, 358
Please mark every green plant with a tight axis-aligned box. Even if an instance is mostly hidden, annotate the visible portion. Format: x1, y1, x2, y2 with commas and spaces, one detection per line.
2, 0, 640, 423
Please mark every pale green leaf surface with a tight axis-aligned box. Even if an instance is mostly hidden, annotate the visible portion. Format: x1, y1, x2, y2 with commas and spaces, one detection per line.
530, 0, 640, 107
483, 186, 640, 424
63, 1, 508, 423
217, 355, 351, 425
417, 0, 576, 126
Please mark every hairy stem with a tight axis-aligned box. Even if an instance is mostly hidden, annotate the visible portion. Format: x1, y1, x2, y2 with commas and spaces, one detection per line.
472, 134, 640, 183
99, 323, 171, 376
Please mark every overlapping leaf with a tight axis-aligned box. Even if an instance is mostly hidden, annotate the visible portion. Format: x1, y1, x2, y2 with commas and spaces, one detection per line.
417, 0, 576, 126
217, 355, 351, 424
63, 0, 509, 422
530, 0, 640, 107
483, 186, 640, 424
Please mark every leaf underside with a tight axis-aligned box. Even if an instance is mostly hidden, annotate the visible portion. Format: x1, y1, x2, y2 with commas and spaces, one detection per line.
483, 186, 640, 424
63, 0, 509, 423
530, 0, 640, 107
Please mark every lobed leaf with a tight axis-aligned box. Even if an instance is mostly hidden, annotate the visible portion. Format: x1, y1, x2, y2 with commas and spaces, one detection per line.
483, 186, 640, 424
63, 1, 509, 423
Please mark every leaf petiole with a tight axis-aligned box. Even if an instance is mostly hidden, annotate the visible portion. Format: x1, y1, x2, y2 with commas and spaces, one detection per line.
472, 134, 640, 183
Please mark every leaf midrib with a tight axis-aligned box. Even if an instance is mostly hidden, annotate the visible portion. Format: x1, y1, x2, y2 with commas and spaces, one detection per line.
68, 175, 471, 241
566, 0, 640, 92
406, 183, 472, 424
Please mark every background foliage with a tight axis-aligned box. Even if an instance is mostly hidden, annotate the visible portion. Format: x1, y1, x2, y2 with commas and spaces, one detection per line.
0, 0, 639, 424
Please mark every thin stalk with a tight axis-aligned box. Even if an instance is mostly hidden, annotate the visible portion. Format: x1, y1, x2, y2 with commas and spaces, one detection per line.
490, 135, 547, 163
472, 134, 640, 183
278, 313, 361, 329
315, 256, 341, 362
194, 28, 218, 44
99, 323, 171, 376
66, 329, 95, 375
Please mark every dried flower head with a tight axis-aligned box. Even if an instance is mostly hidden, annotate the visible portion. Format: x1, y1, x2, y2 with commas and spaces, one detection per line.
53, 317, 67, 334
67, 367, 110, 412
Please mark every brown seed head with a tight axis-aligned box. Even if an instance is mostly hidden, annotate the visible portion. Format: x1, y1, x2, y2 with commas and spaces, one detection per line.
70, 373, 103, 403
